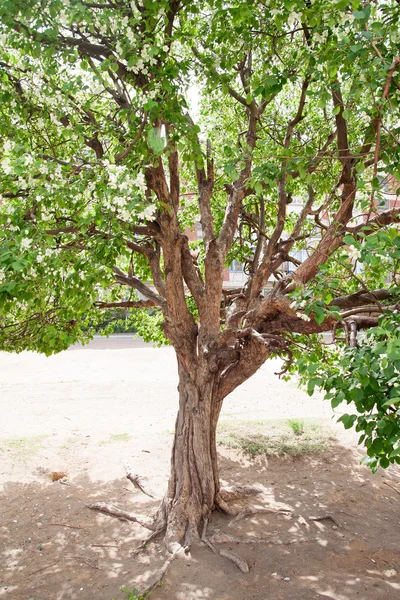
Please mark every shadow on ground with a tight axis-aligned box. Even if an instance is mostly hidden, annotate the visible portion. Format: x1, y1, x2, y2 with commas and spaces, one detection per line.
1, 444, 400, 600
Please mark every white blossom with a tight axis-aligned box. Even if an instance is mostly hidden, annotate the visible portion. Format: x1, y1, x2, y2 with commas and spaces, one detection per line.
21, 237, 32, 249
348, 245, 361, 261
137, 204, 156, 221
297, 312, 311, 322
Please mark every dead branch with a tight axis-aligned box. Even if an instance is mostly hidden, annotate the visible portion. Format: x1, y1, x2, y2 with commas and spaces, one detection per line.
219, 548, 249, 572
125, 465, 157, 499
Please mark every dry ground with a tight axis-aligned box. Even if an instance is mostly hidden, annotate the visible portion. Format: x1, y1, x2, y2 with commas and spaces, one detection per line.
0, 336, 399, 600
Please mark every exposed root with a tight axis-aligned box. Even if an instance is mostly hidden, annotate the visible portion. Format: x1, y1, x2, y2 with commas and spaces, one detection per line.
309, 514, 344, 528
131, 528, 165, 556
215, 494, 241, 516
228, 506, 292, 526
201, 518, 218, 555
87, 502, 154, 530
218, 483, 267, 503
138, 547, 184, 596
210, 532, 318, 546
125, 464, 157, 499
219, 548, 249, 573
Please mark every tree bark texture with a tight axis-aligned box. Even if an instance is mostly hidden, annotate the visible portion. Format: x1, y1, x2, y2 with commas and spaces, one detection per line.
161, 359, 224, 552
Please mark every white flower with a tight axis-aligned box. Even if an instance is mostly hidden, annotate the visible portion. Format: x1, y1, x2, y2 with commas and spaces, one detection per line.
1, 158, 12, 175
36, 254, 44, 264
21, 237, 32, 249
288, 11, 302, 28
45, 248, 53, 257
138, 204, 156, 221
134, 171, 146, 193
126, 27, 135, 43
297, 312, 311, 321
348, 245, 361, 261
162, 45, 169, 52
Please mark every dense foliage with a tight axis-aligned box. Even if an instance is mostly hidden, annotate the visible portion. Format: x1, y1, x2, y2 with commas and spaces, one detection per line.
0, 0, 399, 472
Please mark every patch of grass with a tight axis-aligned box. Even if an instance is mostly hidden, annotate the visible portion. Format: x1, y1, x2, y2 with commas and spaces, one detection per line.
0, 435, 49, 460
98, 433, 132, 446
60, 436, 79, 450
118, 586, 150, 600
217, 418, 335, 458
287, 418, 305, 436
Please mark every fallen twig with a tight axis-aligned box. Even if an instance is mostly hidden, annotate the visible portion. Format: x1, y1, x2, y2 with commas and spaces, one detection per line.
383, 480, 400, 496
309, 514, 344, 528
87, 502, 154, 530
125, 464, 156, 499
46, 523, 87, 530
91, 543, 119, 548
219, 548, 249, 572
28, 560, 60, 577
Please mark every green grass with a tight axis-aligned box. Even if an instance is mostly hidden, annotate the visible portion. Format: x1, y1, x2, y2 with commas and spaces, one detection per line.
116, 586, 149, 600
287, 418, 305, 436
0, 434, 49, 460
98, 432, 132, 446
217, 418, 335, 458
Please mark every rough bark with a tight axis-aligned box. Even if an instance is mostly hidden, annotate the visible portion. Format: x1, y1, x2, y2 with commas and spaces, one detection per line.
160, 359, 224, 552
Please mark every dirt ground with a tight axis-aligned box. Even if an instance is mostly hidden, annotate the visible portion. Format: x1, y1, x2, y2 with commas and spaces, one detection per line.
1, 336, 400, 600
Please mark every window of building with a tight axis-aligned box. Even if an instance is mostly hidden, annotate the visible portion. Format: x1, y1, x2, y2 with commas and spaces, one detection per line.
230, 260, 244, 272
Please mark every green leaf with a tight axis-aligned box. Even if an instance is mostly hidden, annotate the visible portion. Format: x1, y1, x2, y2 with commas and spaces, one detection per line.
338, 414, 357, 429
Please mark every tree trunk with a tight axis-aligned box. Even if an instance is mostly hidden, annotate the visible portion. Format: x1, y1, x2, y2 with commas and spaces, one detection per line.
160, 358, 223, 552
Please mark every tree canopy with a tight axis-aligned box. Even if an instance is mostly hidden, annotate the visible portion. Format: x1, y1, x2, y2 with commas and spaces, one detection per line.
1, 0, 400, 485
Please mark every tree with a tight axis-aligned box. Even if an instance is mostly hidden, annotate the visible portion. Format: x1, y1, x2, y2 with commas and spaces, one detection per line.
1, 0, 400, 556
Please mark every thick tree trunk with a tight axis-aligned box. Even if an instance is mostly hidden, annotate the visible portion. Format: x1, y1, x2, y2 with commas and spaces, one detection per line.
160, 359, 223, 552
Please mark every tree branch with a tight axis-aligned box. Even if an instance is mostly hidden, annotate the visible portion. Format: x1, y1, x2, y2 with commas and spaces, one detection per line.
112, 267, 167, 310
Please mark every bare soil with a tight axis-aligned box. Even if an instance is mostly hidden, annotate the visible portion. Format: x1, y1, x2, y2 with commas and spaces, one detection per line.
1, 336, 399, 600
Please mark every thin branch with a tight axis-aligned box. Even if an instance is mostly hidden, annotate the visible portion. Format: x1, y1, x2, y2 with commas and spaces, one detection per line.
112, 267, 167, 310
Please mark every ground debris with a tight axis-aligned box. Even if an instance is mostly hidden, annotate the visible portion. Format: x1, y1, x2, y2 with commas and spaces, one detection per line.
309, 514, 344, 528
219, 548, 249, 572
